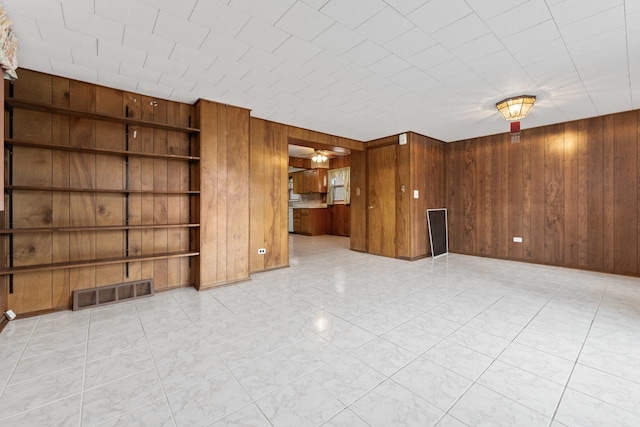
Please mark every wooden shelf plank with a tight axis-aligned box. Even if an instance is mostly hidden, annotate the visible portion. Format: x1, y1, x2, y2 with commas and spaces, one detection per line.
0, 251, 200, 275
6, 185, 199, 195
5, 98, 200, 134
0, 224, 200, 234
5, 139, 200, 161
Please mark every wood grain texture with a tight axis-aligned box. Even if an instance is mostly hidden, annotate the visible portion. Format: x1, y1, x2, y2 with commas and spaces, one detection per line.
367, 145, 396, 258
4, 70, 194, 314
446, 110, 640, 276
350, 150, 367, 252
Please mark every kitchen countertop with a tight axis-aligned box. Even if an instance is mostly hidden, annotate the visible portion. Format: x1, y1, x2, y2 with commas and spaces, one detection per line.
290, 203, 327, 209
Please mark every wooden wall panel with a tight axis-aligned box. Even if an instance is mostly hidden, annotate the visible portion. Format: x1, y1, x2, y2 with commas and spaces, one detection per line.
396, 143, 411, 259
4, 70, 194, 315
350, 150, 367, 252
446, 110, 640, 276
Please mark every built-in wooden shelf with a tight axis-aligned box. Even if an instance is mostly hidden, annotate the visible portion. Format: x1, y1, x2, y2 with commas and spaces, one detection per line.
5, 98, 200, 134
0, 223, 199, 234
5, 139, 200, 161
0, 250, 200, 275
6, 185, 199, 195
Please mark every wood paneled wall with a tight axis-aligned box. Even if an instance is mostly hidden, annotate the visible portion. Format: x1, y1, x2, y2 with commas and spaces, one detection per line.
195, 100, 250, 288
446, 111, 640, 275
249, 117, 364, 272
350, 150, 367, 252
4, 70, 193, 314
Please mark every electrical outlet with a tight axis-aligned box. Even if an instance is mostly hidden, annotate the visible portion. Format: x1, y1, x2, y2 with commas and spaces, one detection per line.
513, 237, 523, 243
258, 248, 266, 254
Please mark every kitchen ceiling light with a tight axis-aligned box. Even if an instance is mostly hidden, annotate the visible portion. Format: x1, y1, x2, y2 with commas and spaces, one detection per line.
311, 150, 327, 162
496, 95, 536, 121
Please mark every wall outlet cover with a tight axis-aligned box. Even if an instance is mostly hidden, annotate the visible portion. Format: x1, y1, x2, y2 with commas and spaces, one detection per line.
513, 237, 523, 243
4, 309, 16, 321
413, 190, 419, 199
258, 248, 266, 254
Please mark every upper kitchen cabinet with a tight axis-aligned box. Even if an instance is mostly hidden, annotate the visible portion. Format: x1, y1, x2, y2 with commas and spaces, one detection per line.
292, 169, 327, 193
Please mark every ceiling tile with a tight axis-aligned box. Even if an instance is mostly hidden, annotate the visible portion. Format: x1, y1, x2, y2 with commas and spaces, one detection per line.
341, 40, 390, 67
3, 0, 64, 26
121, 62, 161, 83
441, 69, 483, 90
169, 44, 216, 71
276, 1, 333, 41
388, 67, 441, 91
274, 36, 322, 64
312, 22, 365, 55
426, 58, 470, 80
38, 21, 97, 53
238, 47, 285, 72
137, 80, 174, 99
123, 26, 175, 57
241, 68, 282, 87
512, 39, 567, 67
230, 0, 296, 25
356, 6, 413, 45
235, 18, 291, 53
305, 51, 349, 74
16, 52, 53, 73
271, 59, 314, 80
468, 49, 518, 74
98, 40, 146, 67
452, 33, 503, 63
356, 74, 392, 92
383, 0, 428, 15
432, 13, 490, 50
153, 11, 208, 48
95, 0, 158, 33
300, 70, 339, 89
60, 0, 94, 13
62, 5, 124, 44
384, 27, 436, 58
501, 20, 561, 53
486, 0, 552, 39
409, 44, 455, 71
200, 32, 250, 61
144, 52, 189, 77
189, 0, 249, 37
302, 0, 330, 10
320, 0, 386, 29
330, 63, 372, 84
158, 73, 198, 92
209, 56, 252, 79
549, 0, 623, 27
136, 0, 197, 20
72, 50, 119, 74
628, 0, 640, 13
367, 54, 411, 78
558, 5, 625, 44
98, 70, 139, 92
408, 0, 472, 34
465, 0, 528, 20
51, 59, 98, 83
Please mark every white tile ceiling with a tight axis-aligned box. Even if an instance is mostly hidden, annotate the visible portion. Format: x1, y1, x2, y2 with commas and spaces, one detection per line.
4, 0, 638, 142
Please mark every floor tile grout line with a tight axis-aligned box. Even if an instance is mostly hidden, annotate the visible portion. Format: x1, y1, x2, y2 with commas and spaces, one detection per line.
0, 315, 41, 400
547, 282, 609, 427
78, 309, 92, 427
133, 301, 179, 427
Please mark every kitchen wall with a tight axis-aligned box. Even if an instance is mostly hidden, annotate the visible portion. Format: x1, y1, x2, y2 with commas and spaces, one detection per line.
445, 110, 640, 276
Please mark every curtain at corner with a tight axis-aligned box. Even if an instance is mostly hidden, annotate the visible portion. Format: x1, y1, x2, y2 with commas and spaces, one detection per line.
327, 169, 336, 205
327, 167, 350, 205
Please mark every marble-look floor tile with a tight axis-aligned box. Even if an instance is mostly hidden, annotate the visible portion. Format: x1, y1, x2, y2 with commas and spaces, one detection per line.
0, 366, 84, 419
554, 388, 640, 427
514, 328, 582, 362
350, 379, 443, 427
167, 371, 252, 427
382, 324, 442, 355
256, 375, 344, 427
279, 335, 344, 373
447, 326, 510, 358
20, 328, 87, 359
317, 322, 377, 352
477, 360, 564, 417
82, 369, 164, 426
0, 393, 81, 427
310, 354, 385, 405
351, 310, 404, 335
423, 340, 494, 381
95, 398, 174, 427
231, 350, 305, 400
350, 337, 417, 376
465, 313, 524, 340
578, 345, 640, 385
403, 312, 462, 339
435, 414, 468, 427
9, 343, 86, 385
567, 364, 640, 415
392, 357, 472, 411
216, 331, 280, 369
322, 408, 369, 427
325, 301, 371, 320
209, 403, 271, 427
499, 342, 575, 385
85, 346, 154, 390
157, 345, 227, 394
449, 384, 550, 427
87, 329, 148, 362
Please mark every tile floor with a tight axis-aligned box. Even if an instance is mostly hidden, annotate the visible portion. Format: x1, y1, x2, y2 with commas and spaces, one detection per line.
1, 234, 640, 426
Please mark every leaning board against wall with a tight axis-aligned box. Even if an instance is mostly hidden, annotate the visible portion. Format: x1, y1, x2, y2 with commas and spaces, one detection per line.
2, 70, 199, 314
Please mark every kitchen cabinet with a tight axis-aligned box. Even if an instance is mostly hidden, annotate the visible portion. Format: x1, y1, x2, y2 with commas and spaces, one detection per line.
292, 208, 326, 235
292, 169, 328, 193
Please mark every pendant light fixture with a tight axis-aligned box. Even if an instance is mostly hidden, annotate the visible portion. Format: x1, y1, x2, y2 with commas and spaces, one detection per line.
496, 95, 536, 143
